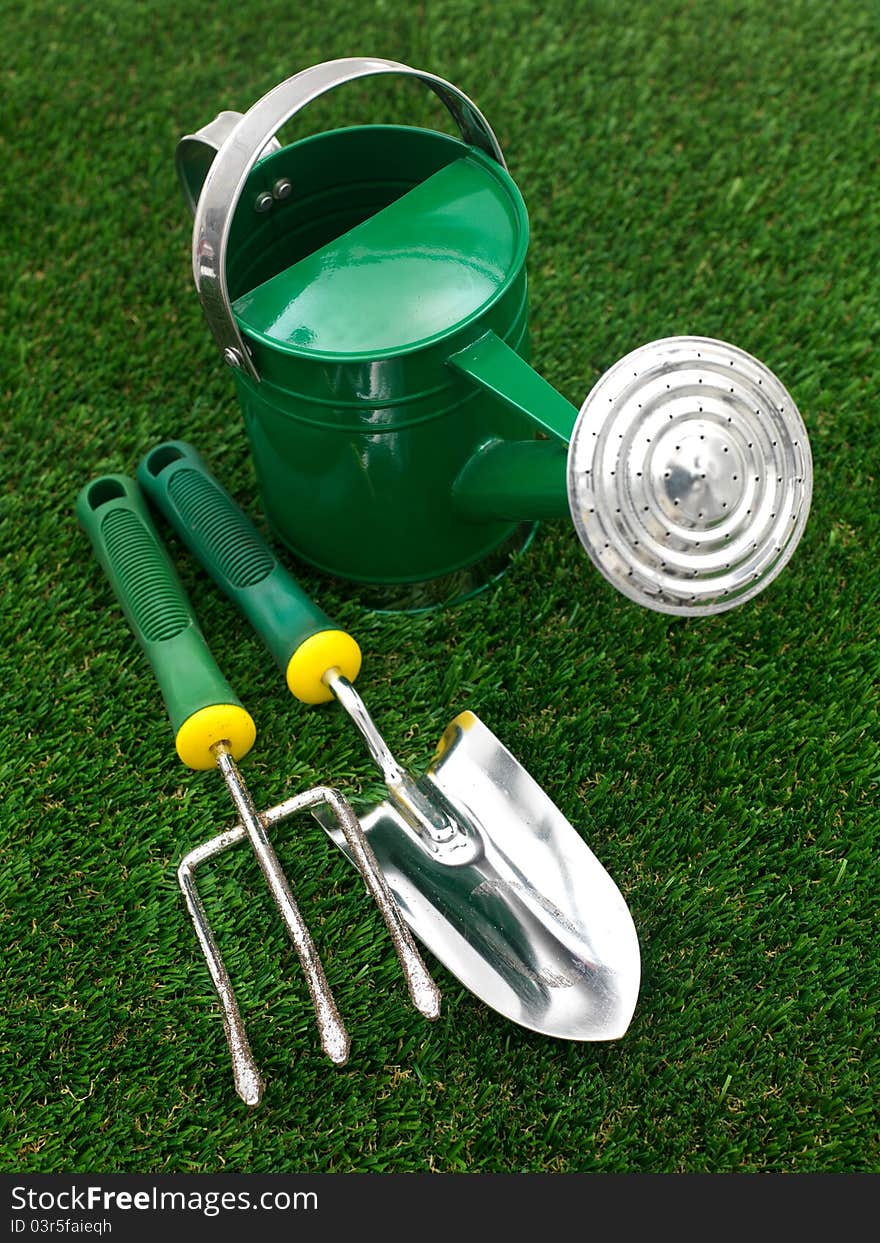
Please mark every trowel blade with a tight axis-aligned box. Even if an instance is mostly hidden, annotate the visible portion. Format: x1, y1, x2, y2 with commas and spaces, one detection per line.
319, 711, 640, 1041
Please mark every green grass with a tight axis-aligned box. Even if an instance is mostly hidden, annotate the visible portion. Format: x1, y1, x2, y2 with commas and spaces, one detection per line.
2, 0, 878, 1173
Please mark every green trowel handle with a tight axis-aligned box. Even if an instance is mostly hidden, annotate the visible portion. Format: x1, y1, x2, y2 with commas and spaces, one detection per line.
76, 474, 256, 770
137, 441, 362, 705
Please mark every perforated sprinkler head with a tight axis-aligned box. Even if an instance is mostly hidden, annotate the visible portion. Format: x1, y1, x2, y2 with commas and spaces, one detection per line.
566, 336, 812, 616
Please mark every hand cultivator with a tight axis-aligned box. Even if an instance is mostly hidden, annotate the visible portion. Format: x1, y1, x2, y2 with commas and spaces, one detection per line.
77, 476, 438, 1105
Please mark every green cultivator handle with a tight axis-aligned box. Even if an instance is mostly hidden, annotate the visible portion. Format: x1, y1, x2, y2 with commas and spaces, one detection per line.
76, 474, 257, 769
137, 442, 362, 704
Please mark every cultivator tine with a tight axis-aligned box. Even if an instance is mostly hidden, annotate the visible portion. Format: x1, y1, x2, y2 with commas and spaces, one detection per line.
211, 743, 350, 1068
177, 824, 263, 1106
263, 784, 441, 1021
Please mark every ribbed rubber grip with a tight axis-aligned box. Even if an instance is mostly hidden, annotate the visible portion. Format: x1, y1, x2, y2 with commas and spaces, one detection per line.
76, 473, 255, 767
137, 442, 360, 702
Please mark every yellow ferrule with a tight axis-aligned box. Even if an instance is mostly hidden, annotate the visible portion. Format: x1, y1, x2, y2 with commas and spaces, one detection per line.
285, 629, 362, 703
175, 704, 257, 770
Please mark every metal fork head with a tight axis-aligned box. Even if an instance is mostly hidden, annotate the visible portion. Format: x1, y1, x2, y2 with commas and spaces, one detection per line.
177, 781, 439, 1106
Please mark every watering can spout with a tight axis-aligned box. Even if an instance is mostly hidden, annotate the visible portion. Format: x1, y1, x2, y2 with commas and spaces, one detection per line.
451, 331, 814, 617
448, 333, 576, 524
452, 438, 570, 524
448, 332, 580, 446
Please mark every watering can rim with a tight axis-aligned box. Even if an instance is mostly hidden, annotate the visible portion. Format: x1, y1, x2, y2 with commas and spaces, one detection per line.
230, 141, 531, 367
189, 56, 509, 382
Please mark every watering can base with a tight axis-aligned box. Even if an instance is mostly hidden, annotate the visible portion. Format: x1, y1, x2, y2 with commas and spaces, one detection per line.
264, 517, 539, 615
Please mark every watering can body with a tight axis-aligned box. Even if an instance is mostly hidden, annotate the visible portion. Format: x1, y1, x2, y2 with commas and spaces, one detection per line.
179, 57, 812, 615
181, 59, 577, 592
225, 126, 554, 586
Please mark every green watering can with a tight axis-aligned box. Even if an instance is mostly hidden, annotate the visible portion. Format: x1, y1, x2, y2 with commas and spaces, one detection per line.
177, 57, 812, 614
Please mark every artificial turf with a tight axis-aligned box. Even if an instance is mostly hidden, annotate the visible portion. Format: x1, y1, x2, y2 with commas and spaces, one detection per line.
2, 0, 878, 1175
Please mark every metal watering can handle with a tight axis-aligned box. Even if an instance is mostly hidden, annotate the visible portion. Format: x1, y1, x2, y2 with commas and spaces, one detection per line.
191, 56, 507, 382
